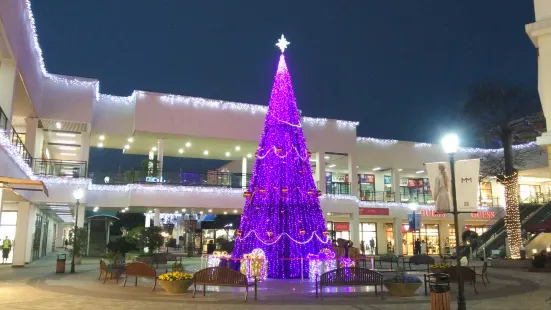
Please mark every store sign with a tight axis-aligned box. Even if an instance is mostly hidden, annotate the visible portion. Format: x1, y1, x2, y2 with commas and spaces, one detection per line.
359, 207, 390, 216
470, 211, 496, 219
332, 174, 348, 183
400, 178, 408, 187
407, 179, 417, 188
360, 174, 375, 184
334, 222, 350, 231
420, 209, 447, 217
384, 175, 391, 184
145, 176, 164, 183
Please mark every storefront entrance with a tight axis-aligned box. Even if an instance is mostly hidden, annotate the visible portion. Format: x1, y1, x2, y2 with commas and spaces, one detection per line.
401, 223, 440, 255
0, 211, 17, 264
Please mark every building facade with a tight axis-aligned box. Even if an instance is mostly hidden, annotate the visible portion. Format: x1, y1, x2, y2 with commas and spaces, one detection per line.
0, 1, 549, 265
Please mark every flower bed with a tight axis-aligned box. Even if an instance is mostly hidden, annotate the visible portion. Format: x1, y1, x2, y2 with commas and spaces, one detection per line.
158, 272, 194, 294
383, 272, 422, 297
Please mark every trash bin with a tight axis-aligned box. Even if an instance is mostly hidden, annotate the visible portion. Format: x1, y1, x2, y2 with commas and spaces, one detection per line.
56, 254, 67, 273
427, 273, 451, 310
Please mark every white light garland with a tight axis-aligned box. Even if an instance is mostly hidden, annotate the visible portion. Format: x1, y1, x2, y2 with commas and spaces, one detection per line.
414, 141, 539, 153
357, 137, 399, 145
336, 120, 359, 129
40, 177, 91, 186
0, 130, 36, 179
302, 117, 327, 126
21, 1, 359, 131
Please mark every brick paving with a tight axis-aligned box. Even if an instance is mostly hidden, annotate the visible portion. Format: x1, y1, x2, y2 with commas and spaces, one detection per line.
0, 252, 550, 309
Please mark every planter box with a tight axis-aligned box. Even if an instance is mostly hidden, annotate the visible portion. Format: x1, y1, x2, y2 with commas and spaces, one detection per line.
490, 259, 531, 269
384, 282, 422, 297
158, 279, 193, 294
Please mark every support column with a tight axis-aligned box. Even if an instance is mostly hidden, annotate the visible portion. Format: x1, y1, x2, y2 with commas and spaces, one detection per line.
80, 130, 91, 176
55, 224, 63, 248
316, 151, 327, 194
145, 213, 151, 228
391, 168, 401, 202
393, 217, 403, 256
0, 59, 17, 131
13, 202, 30, 267
348, 153, 359, 197
528, 2, 551, 161
349, 210, 360, 247
376, 222, 388, 255
154, 208, 160, 227
241, 157, 247, 188
25, 205, 36, 263
24, 118, 40, 159
439, 222, 450, 254
76, 205, 85, 228
175, 222, 180, 247
157, 139, 164, 179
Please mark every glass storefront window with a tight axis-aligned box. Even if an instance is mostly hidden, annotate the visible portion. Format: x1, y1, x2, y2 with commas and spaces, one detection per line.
326, 222, 350, 241
359, 222, 377, 255
401, 223, 440, 255
0, 211, 17, 264
385, 223, 394, 254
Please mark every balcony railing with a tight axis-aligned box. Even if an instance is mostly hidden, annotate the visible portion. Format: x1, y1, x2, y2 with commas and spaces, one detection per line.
10, 127, 32, 166
33, 159, 87, 178
326, 182, 351, 195
0, 106, 7, 131
360, 191, 395, 202
90, 170, 252, 188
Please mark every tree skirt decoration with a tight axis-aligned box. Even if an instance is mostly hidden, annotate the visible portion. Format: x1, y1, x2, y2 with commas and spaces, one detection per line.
307, 248, 337, 281
240, 248, 268, 281
207, 251, 230, 268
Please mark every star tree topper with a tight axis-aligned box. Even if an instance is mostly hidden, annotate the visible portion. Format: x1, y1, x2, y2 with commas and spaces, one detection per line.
276, 34, 290, 53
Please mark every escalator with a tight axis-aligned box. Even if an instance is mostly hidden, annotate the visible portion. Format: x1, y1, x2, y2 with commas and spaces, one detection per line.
461, 203, 549, 258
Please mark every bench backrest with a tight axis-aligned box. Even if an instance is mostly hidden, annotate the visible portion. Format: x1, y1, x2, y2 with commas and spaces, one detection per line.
320, 267, 383, 285
409, 254, 435, 265
441, 266, 475, 282
125, 262, 156, 278
193, 267, 248, 285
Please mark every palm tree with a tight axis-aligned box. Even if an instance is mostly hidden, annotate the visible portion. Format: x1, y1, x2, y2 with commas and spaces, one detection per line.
462, 83, 541, 259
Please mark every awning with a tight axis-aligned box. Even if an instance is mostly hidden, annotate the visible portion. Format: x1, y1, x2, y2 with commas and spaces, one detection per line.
0, 177, 49, 197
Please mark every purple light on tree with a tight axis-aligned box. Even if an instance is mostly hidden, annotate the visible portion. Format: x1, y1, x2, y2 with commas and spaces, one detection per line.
232, 35, 329, 279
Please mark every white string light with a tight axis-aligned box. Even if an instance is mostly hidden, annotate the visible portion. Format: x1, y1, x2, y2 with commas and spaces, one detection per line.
414, 141, 539, 153
0, 130, 35, 179
357, 137, 399, 145
336, 120, 359, 129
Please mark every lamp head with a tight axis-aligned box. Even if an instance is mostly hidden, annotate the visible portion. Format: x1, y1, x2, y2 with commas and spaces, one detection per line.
73, 189, 84, 200
441, 134, 459, 154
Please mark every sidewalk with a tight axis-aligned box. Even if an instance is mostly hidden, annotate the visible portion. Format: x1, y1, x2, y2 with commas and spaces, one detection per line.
0, 252, 550, 309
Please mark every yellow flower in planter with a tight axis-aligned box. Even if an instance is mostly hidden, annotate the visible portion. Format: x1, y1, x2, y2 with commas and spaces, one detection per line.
158, 271, 193, 281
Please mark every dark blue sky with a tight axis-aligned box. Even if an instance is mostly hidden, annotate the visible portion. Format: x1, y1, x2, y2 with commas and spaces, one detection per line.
31, 0, 538, 143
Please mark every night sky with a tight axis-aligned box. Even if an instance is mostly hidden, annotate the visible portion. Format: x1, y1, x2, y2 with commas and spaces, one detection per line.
31, 0, 538, 144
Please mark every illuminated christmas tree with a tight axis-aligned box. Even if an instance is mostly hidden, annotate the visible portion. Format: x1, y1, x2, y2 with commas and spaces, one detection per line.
233, 35, 329, 278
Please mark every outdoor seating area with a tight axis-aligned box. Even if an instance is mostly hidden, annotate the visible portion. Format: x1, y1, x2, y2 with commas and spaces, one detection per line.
91, 250, 495, 303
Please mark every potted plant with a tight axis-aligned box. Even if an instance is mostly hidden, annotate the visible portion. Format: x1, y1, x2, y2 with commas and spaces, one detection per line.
430, 263, 452, 273
172, 262, 184, 272
158, 271, 194, 294
383, 269, 422, 297
68, 227, 88, 264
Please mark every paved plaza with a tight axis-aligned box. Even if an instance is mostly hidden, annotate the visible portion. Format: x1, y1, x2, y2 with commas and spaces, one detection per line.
0, 253, 550, 309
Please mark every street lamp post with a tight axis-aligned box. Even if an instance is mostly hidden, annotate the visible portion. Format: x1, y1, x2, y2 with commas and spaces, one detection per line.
70, 189, 84, 274
441, 134, 466, 310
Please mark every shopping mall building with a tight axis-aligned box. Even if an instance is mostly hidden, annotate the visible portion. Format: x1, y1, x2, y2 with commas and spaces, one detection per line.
1, 1, 550, 265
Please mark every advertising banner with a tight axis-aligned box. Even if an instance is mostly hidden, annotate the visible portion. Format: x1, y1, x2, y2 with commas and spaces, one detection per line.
426, 159, 480, 212
407, 213, 421, 231
426, 162, 452, 212
454, 159, 480, 212
359, 207, 390, 216
334, 222, 350, 231
384, 175, 391, 184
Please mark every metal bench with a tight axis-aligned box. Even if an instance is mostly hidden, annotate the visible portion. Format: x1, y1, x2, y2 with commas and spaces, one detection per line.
123, 262, 157, 291
376, 254, 400, 270
192, 267, 258, 301
98, 258, 124, 284
441, 266, 478, 293
316, 267, 383, 299
403, 254, 435, 272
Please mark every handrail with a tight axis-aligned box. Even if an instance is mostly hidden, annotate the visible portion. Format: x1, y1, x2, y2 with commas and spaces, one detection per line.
475, 203, 550, 257
0, 106, 7, 131
10, 126, 32, 166
33, 159, 87, 178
